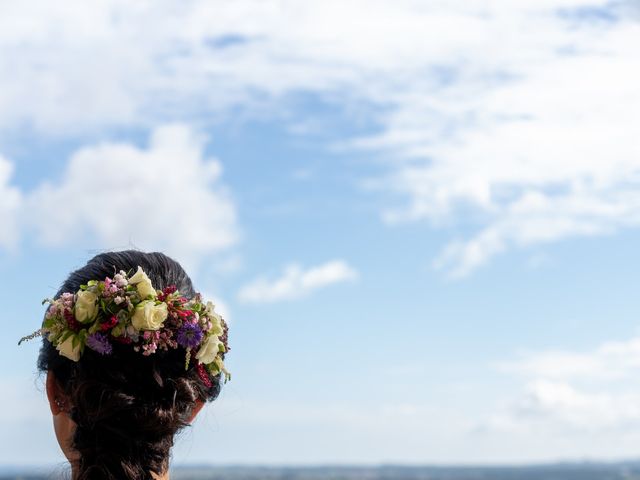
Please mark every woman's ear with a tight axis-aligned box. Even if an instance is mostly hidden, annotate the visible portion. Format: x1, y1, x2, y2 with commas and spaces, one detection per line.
187, 400, 205, 423
46, 370, 80, 464
46, 370, 66, 415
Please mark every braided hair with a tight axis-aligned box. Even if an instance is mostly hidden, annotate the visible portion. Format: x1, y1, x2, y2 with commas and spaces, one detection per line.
37, 251, 223, 479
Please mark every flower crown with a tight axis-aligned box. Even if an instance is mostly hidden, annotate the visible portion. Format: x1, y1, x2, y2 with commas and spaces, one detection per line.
19, 266, 230, 385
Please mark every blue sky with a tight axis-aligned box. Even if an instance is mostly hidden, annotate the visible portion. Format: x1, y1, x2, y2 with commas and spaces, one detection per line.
1, 0, 640, 468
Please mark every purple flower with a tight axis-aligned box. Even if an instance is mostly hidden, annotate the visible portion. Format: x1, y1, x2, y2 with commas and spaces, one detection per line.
176, 322, 204, 349
86, 333, 113, 355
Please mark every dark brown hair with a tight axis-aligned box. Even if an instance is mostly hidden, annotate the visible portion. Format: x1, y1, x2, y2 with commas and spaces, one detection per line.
37, 251, 224, 479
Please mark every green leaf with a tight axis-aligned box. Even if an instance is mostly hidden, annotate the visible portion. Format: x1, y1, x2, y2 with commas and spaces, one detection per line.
111, 324, 124, 337
59, 330, 73, 343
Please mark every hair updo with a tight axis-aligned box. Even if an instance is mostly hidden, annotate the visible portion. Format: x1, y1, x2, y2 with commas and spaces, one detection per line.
37, 250, 225, 480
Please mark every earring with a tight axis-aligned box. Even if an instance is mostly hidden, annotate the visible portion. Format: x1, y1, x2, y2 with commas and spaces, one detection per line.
55, 398, 66, 411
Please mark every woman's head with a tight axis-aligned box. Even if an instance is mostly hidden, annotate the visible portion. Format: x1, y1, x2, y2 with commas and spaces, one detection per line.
35, 250, 228, 480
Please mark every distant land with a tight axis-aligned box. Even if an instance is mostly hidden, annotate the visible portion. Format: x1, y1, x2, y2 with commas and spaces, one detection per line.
4, 463, 640, 480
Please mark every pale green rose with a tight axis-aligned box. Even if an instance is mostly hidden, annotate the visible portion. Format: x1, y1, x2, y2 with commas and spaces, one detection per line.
204, 302, 224, 336
128, 266, 148, 284
204, 301, 215, 315
136, 280, 157, 300
74, 290, 98, 323
132, 300, 168, 331
209, 313, 224, 336
195, 334, 222, 364
56, 335, 81, 362
129, 266, 157, 299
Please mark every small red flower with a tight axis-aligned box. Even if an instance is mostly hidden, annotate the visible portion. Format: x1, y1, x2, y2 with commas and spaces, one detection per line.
175, 309, 191, 318
158, 285, 177, 301
196, 362, 213, 388
63, 309, 81, 332
113, 336, 133, 345
100, 315, 119, 331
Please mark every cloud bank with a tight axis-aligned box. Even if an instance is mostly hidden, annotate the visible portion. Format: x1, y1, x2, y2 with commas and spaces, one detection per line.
1, 0, 638, 276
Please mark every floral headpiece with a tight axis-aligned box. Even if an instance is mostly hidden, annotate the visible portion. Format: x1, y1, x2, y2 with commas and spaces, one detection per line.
19, 266, 230, 385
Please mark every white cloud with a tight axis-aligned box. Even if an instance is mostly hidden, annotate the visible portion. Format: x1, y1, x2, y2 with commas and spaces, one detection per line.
1, 124, 239, 263
1, 0, 638, 275
488, 333, 640, 435
500, 336, 640, 381
237, 260, 358, 303
364, 9, 640, 276
0, 155, 22, 249
512, 380, 640, 431
484, 379, 640, 440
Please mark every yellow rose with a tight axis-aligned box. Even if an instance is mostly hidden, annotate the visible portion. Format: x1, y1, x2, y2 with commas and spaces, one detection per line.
195, 334, 222, 364
74, 290, 98, 323
129, 266, 157, 299
132, 300, 168, 331
56, 335, 81, 362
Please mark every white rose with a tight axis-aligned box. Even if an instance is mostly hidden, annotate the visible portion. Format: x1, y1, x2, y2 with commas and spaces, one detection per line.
195, 334, 222, 364
74, 290, 98, 323
131, 300, 168, 331
129, 266, 157, 299
56, 335, 81, 362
